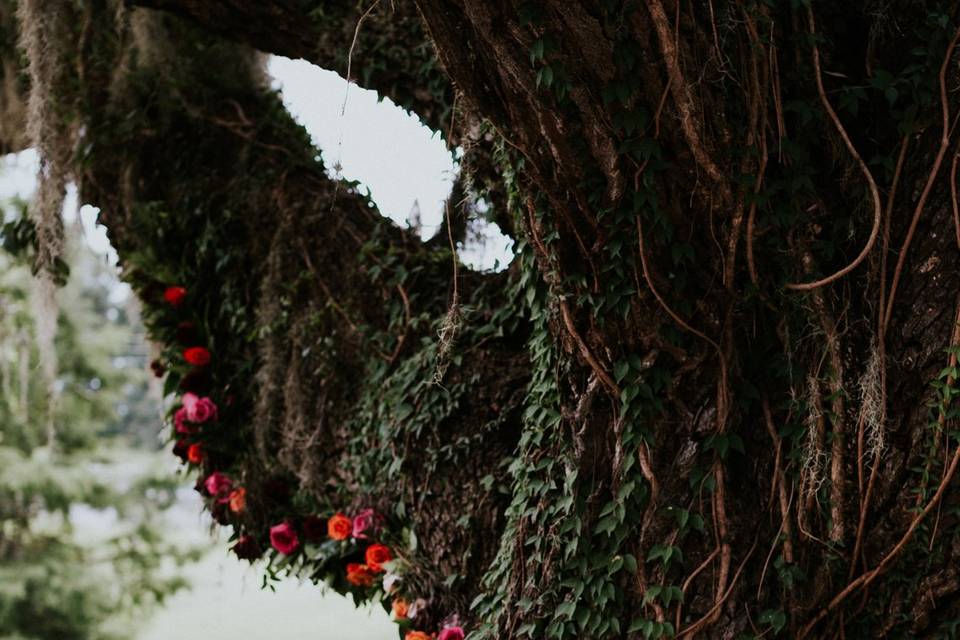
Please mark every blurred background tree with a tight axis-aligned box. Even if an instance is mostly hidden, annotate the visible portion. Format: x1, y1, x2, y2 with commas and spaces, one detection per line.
0, 183, 195, 640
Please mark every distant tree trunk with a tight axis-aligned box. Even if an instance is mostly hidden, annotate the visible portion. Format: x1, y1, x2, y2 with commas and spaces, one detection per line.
5, 1, 960, 637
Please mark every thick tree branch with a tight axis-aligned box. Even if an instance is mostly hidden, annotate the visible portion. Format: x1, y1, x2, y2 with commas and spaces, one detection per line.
124, 0, 453, 133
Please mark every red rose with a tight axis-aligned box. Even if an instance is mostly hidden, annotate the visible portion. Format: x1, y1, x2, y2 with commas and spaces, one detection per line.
345, 563, 375, 587
163, 286, 187, 307
365, 543, 392, 572
327, 513, 352, 541
187, 443, 203, 464
270, 522, 300, 555
183, 347, 211, 366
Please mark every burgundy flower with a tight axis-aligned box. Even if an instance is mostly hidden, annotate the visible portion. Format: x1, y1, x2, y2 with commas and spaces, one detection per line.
172, 439, 190, 462
149, 359, 166, 378
211, 501, 231, 526
232, 535, 262, 561
179, 368, 211, 394
302, 516, 327, 542
175, 322, 198, 345
270, 522, 300, 555
262, 478, 292, 505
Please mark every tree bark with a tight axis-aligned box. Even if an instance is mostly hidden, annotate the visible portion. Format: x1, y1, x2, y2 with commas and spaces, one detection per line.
5, 1, 960, 638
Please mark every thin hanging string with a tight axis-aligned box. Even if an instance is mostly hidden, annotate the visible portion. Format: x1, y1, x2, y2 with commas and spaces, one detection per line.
444, 91, 461, 308
433, 92, 462, 385
328, 0, 381, 214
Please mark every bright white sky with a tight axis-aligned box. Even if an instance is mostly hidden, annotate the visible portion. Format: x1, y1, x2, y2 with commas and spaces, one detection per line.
1, 56, 513, 272
268, 56, 513, 271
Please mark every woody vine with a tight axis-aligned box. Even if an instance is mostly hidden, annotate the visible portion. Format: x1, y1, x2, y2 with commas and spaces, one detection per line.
6, 1, 960, 639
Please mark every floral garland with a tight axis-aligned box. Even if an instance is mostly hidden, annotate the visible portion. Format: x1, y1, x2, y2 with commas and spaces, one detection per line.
153, 285, 464, 640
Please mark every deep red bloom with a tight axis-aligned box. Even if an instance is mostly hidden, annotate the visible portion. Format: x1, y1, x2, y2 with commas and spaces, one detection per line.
179, 368, 211, 394
183, 347, 211, 366
163, 286, 187, 307
365, 543, 392, 572
149, 359, 166, 378
270, 522, 300, 555
232, 535, 262, 561
262, 478, 292, 505
211, 501, 231, 526
172, 439, 189, 462
302, 516, 327, 542
175, 322, 198, 345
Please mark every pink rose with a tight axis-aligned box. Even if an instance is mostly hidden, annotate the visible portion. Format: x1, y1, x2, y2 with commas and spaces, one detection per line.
182, 392, 199, 413
438, 627, 465, 640
204, 472, 233, 503
182, 393, 218, 424
190, 397, 218, 423
173, 407, 193, 434
352, 508, 381, 540
270, 522, 300, 555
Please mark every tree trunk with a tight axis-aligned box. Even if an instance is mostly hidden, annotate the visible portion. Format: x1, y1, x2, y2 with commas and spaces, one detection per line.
5, 1, 960, 638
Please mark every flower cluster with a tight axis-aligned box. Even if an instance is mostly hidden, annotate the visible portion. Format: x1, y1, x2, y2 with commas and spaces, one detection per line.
323, 510, 391, 583
152, 285, 464, 638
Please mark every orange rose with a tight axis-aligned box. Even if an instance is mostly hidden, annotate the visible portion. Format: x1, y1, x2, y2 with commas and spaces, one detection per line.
345, 563, 375, 587
365, 543, 392, 572
228, 487, 246, 513
405, 632, 432, 640
328, 513, 352, 540
391, 597, 409, 620
186, 443, 203, 464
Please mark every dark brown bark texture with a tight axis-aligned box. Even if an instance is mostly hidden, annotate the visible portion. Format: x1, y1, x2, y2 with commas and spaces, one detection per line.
6, 0, 960, 638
